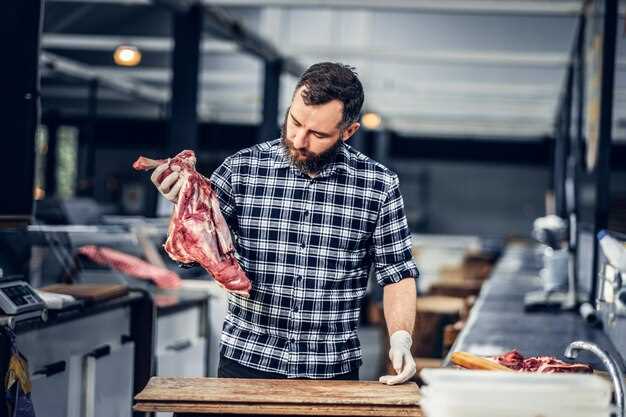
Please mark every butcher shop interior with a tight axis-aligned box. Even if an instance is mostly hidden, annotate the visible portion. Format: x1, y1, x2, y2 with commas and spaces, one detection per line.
2, 0, 626, 416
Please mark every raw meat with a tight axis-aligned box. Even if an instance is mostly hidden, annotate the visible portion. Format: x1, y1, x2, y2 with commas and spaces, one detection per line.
132, 150, 251, 296
493, 350, 592, 374
495, 350, 525, 370
78, 245, 181, 289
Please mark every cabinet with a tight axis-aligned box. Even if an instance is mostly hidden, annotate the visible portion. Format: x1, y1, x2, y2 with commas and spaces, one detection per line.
156, 306, 207, 378
157, 338, 206, 378
30, 360, 69, 417
85, 342, 135, 417
17, 306, 135, 417
155, 304, 208, 417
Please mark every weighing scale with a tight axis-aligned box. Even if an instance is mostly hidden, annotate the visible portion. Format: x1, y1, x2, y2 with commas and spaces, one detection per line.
0, 269, 47, 326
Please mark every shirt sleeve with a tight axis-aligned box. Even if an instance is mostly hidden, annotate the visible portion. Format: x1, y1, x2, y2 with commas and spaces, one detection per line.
209, 156, 237, 230
372, 174, 419, 287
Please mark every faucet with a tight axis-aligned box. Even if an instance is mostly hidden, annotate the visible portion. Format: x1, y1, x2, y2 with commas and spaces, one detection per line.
565, 341, 625, 417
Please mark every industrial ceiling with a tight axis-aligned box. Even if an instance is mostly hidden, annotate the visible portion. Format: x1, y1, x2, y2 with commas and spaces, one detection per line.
41, 0, 626, 141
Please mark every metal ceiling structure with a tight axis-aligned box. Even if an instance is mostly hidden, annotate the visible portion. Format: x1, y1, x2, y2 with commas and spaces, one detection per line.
40, 0, 626, 140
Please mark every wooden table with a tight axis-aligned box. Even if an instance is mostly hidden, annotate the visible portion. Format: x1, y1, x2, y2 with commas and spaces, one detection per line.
134, 377, 422, 417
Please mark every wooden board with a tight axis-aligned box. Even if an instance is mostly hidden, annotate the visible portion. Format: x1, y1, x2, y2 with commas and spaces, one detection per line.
41, 283, 128, 302
135, 377, 421, 406
450, 351, 514, 372
133, 402, 422, 416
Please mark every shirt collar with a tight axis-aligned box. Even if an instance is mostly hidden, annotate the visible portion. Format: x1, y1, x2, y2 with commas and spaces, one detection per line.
272, 141, 292, 169
272, 139, 354, 178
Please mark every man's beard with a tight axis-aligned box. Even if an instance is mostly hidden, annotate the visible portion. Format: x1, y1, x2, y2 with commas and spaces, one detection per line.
280, 118, 343, 175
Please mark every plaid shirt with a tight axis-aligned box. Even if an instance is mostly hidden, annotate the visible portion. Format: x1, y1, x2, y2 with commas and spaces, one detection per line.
210, 139, 418, 378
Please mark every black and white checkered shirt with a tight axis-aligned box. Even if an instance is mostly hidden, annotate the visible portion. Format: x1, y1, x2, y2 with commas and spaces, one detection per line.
210, 138, 418, 378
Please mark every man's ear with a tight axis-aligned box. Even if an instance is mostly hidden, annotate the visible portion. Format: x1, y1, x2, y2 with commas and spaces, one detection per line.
341, 122, 361, 142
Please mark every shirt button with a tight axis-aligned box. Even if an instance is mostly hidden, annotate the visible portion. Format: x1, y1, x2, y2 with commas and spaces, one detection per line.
290, 338, 296, 344
300, 242, 306, 249
293, 306, 299, 313
296, 275, 302, 281
304, 210, 310, 217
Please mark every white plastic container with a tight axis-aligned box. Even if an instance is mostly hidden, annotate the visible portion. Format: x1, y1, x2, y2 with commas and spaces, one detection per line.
419, 369, 613, 417
542, 247, 569, 291
420, 397, 612, 417
598, 230, 626, 273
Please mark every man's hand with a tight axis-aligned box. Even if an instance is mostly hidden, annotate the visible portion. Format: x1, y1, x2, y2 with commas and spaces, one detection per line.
150, 162, 183, 203
379, 330, 416, 385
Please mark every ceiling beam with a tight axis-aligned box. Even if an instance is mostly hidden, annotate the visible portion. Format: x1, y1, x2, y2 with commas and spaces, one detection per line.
42, 84, 568, 128
42, 84, 560, 112
47, 4, 96, 32
202, 0, 582, 16
42, 34, 238, 53
296, 48, 570, 68
42, 66, 626, 104
41, 2, 306, 74
51, 65, 564, 95
390, 120, 553, 138
42, 34, 582, 68
41, 52, 169, 104
82, 66, 258, 84
140, 0, 305, 76
45, 0, 584, 16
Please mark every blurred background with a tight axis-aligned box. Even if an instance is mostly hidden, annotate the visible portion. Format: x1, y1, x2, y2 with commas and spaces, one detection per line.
27, 0, 626, 236
1, 1, 626, 417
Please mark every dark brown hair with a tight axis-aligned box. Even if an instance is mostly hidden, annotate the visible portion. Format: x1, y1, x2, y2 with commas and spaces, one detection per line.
294, 62, 364, 129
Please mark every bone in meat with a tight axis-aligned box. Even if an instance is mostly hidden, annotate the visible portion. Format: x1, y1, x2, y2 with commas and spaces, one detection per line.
132, 150, 251, 296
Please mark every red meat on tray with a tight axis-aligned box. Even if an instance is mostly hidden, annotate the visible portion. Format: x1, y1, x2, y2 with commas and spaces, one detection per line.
494, 350, 593, 373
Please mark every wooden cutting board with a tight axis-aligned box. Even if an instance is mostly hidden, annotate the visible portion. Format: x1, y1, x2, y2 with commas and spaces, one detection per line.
134, 377, 422, 416
41, 283, 129, 302
450, 351, 515, 372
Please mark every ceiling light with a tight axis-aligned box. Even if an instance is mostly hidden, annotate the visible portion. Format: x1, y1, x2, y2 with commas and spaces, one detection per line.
362, 112, 382, 130
34, 186, 45, 200
113, 45, 142, 67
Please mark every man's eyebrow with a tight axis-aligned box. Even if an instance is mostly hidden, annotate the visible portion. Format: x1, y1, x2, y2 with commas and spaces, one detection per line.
290, 112, 333, 137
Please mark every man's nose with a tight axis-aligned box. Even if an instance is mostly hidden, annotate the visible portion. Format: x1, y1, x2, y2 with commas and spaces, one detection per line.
292, 129, 308, 149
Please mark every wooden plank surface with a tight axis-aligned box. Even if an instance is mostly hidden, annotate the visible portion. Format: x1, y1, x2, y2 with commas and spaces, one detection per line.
135, 377, 421, 406
133, 401, 422, 416
41, 283, 129, 301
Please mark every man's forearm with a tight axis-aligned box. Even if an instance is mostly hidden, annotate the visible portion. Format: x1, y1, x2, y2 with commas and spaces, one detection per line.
383, 277, 417, 336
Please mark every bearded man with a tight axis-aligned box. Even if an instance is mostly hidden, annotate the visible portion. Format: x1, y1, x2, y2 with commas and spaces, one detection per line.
151, 62, 419, 384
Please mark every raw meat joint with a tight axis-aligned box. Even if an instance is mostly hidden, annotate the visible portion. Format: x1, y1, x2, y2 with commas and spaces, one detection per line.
493, 350, 593, 373
133, 150, 252, 297
78, 245, 181, 289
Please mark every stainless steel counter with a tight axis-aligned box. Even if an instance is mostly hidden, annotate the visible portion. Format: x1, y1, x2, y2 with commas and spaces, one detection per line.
446, 243, 621, 370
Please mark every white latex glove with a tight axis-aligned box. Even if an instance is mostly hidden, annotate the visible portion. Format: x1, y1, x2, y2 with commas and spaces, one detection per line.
150, 161, 183, 203
379, 330, 416, 385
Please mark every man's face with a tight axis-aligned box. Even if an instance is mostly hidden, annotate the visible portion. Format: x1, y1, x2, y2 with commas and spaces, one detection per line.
281, 87, 357, 175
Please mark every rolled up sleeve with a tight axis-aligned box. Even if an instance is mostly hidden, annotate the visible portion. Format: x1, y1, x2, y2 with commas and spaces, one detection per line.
372, 174, 419, 287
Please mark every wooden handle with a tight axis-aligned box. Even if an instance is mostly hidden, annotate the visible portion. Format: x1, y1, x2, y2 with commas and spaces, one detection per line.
450, 351, 515, 372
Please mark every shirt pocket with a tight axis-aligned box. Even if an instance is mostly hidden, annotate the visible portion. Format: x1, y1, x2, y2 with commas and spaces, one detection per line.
337, 227, 370, 252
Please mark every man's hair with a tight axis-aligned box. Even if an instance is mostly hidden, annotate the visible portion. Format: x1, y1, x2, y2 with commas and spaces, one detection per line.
294, 62, 364, 129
